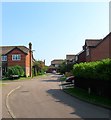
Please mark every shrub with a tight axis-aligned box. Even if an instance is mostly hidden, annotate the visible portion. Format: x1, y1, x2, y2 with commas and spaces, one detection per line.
73, 59, 111, 98
7, 65, 25, 78
73, 59, 111, 81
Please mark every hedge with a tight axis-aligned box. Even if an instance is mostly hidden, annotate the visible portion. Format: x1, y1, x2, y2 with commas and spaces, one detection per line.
73, 59, 111, 98
73, 59, 111, 81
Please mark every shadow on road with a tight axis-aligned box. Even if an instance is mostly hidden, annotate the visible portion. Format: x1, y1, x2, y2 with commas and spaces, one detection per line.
46, 88, 110, 119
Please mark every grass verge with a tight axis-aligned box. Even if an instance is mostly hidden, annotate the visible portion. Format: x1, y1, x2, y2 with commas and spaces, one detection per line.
2, 73, 48, 82
60, 76, 66, 82
0, 81, 7, 86
64, 87, 111, 109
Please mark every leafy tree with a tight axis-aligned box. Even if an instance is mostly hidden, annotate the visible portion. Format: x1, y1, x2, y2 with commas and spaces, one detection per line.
58, 61, 74, 74
33, 60, 47, 76
58, 61, 67, 74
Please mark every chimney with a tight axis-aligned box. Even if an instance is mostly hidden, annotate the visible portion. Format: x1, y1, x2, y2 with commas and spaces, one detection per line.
44, 59, 45, 65
29, 42, 32, 77
29, 42, 32, 51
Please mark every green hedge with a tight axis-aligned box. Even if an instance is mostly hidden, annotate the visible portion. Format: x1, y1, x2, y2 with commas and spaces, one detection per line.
73, 59, 111, 98
6, 65, 25, 77
73, 58, 111, 81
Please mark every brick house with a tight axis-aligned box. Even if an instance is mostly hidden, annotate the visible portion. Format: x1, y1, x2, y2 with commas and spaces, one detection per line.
76, 32, 111, 63
84, 39, 101, 62
66, 54, 76, 64
75, 50, 86, 63
0, 42, 35, 77
47, 59, 64, 73
84, 32, 111, 62
51, 59, 64, 67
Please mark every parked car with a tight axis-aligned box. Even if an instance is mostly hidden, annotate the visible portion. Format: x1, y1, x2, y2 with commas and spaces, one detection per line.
52, 70, 56, 74
66, 76, 75, 84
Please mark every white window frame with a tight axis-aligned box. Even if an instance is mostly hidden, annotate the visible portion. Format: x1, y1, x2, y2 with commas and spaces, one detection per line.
75, 55, 78, 61
12, 54, 21, 61
1, 55, 7, 61
86, 48, 89, 56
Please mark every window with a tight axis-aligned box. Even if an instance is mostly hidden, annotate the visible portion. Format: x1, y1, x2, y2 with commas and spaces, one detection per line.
86, 48, 89, 56
12, 54, 21, 61
75, 56, 78, 61
1, 55, 7, 61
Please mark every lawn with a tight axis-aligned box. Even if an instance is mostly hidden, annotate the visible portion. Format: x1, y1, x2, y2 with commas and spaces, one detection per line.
64, 87, 111, 109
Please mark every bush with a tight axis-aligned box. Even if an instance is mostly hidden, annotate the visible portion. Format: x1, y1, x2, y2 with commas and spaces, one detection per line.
73, 59, 111, 98
6, 65, 25, 78
73, 59, 111, 81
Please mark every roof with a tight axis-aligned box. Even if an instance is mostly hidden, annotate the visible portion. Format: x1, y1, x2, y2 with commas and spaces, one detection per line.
0, 46, 29, 55
51, 59, 64, 65
85, 39, 101, 47
96, 32, 111, 47
66, 54, 75, 60
76, 50, 85, 55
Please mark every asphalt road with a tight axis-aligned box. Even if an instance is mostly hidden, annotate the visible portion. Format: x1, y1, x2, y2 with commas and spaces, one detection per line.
2, 74, 111, 119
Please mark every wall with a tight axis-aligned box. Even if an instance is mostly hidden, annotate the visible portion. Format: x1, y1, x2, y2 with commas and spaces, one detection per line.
25, 51, 30, 77
7, 48, 26, 75
91, 35, 110, 61
78, 51, 86, 63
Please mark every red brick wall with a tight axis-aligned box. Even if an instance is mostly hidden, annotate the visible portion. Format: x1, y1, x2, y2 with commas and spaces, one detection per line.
26, 51, 30, 67
90, 36, 110, 61
7, 48, 26, 68
86, 48, 92, 62
25, 51, 30, 77
78, 51, 86, 63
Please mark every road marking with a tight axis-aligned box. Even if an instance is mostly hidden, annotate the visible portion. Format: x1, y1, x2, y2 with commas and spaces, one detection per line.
6, 85, 22, 118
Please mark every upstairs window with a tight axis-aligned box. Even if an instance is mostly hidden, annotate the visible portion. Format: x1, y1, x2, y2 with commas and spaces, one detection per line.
12, 54, 21, 61
1, 55, 7, 61
86, 48, 89, 56
75, 55, 78, 61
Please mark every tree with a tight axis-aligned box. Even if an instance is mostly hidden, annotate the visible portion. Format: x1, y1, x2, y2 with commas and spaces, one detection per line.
58, 61, 74, 74
58, 61, 67, 74
33, 60, 47, 76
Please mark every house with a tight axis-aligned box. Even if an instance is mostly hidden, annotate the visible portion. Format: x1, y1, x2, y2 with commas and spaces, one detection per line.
75, 32, 111, 63
47, 59, 64, 73
0, 42, 35, 77
66, 54, 76, 64
51, 59, 64, 67
84, 32, 111, 62
83, 39, 101, 62
75, 50, 86, 63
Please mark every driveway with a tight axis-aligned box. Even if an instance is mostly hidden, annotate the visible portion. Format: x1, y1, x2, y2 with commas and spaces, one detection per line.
2, 74, 111, 119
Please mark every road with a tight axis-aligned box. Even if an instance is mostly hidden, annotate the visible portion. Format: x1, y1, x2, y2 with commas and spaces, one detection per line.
2, 74, 111, 119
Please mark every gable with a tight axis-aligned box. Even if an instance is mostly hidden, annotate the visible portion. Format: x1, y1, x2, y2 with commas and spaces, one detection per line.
85, 39, 101, 47
95, 32, 111, 47
0, 46, 29, 55
6, 47, 28, 55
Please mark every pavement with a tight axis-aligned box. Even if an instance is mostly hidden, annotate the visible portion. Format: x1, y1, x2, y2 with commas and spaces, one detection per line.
2, 74, 111, 119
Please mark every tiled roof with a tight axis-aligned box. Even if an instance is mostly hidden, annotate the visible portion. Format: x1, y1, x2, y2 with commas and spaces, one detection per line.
51, 59, 64, 65
76, 50, 85, 55
0, 46, 29, 55
66, 54, 75, 60
85, 39, 101, 47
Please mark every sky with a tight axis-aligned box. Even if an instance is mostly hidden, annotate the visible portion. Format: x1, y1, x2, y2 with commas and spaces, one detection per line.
2, 1, 109, 65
